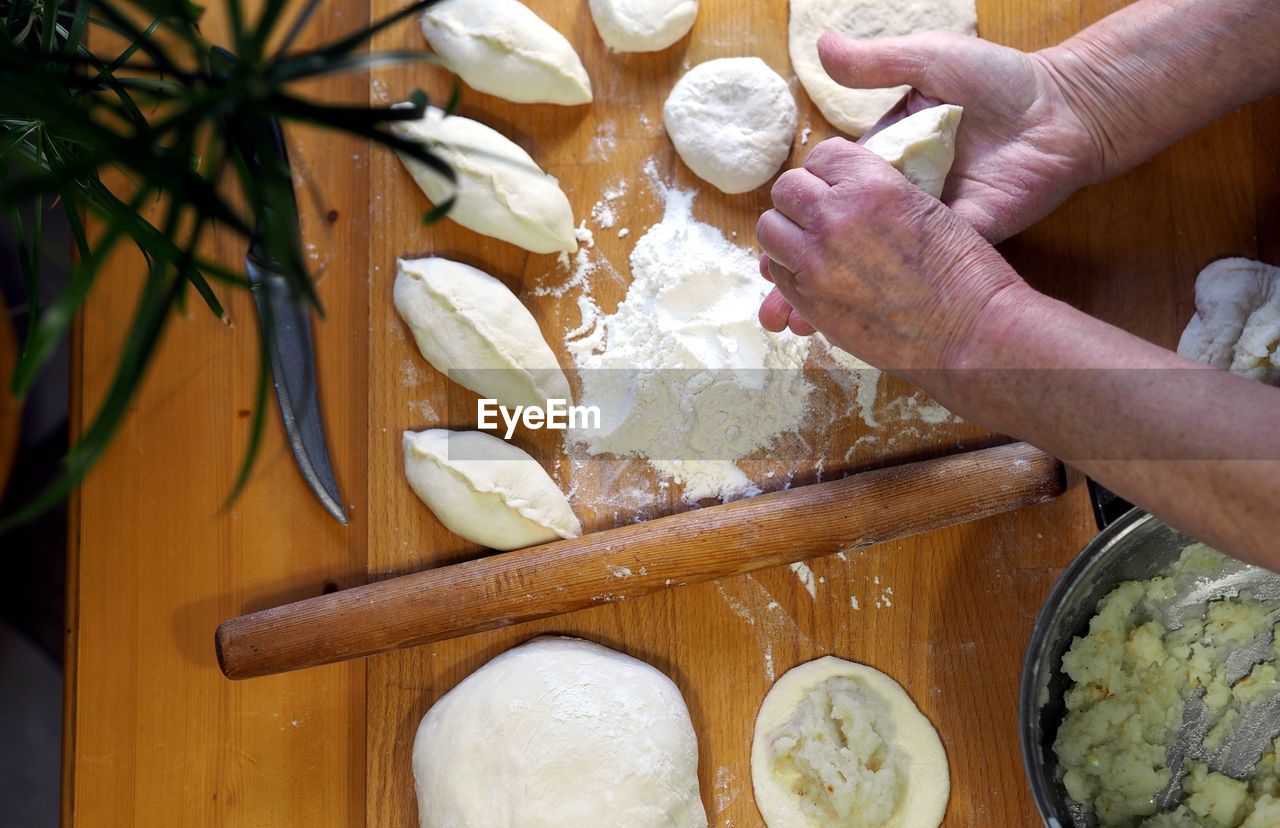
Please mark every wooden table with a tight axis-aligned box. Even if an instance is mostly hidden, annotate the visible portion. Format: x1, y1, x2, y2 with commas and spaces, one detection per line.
65, 0, 1280, 825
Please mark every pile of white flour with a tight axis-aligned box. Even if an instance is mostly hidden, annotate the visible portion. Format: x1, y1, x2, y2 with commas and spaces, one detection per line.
567, 178, 812, 502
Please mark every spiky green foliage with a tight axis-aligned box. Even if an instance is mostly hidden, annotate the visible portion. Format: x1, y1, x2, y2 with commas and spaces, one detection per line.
0, 0, 452, 528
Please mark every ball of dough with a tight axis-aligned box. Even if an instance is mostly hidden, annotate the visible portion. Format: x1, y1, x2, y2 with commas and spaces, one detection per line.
420, 0, 592, 105
589, 0, 699, 52
394, 257, 572, 409
663, 57, 797, 195
1177, 257, 1280, 386
862, 104, 963, 199
392, 106, 577, 254
790, 0, 976, 136
751, 656, 949, 828
413, 636, 709, 828
402, 429, 581, 550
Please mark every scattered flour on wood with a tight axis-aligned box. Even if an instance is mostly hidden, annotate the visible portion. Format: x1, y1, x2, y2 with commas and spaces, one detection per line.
716, 582, 757, 625
590, 200, 617, 229
714, 766, 740, 817
567, 170, 812, 503
408, 399, 438, 422
873, 578, 896, 609
814, 333, 882, 428
789, 561, 817, 599
715, 576, 809, 682
887, 394, 961, 425
590, 178, 628, 232
587, 120, 618, 161
399, 359, 425, 387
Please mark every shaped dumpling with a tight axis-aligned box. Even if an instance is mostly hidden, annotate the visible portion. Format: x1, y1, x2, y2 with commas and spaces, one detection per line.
403, 429, 582, 551
863, 104, 964, 199
395, 257, 572, 409
393, 106, 578, 254
421, 0, 592, 105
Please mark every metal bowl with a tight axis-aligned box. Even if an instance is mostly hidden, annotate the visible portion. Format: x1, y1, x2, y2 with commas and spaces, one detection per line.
1019, 510, 1194, 827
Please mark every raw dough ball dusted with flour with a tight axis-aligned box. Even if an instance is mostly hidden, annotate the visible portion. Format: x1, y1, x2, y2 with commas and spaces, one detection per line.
790, 0, 977, 136
1178, 257, 1280, 386
663, 57, 797, 194
862, 104, 963, 199
394, 258, 572, 409
402, 429, 581, 550
589, 0, 698, 52
392, 106, 577, 254
420, 0, 591, 105
412, 636, 708, 828
752, 656, 949, 827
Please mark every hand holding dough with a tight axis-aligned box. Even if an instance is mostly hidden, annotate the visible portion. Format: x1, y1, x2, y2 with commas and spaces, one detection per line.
752, 656, 949, 827
420, 0, 592, 105
757, 105, 962, 338
789, 0, 976, 136
393, 106, 577, 254
863, 104, 963, 199
403, 429, 581, 551
413, 636, 708, 828
395, 257, 572, 409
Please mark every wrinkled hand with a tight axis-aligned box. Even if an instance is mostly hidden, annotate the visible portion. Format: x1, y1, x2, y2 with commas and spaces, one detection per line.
820, 30, 1104, 243
756, 139, 1028, 372
760, 30, 1102, 343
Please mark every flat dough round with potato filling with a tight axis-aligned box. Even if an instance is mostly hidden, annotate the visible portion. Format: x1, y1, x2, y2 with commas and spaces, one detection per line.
751, 656, 949, 827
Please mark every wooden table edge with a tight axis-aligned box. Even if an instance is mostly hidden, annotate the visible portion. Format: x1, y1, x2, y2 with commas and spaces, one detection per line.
62, 306, 83, 827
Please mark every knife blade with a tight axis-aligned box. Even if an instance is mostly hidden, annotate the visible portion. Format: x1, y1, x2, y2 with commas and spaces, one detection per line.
247, 246, 348, 525
215, 54, 347, 523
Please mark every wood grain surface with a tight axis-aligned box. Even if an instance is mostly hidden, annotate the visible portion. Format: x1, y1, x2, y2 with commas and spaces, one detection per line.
66, 0, 1280, 826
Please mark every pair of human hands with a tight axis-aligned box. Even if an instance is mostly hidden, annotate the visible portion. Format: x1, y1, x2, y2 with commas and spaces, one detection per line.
757, 31, 1105, 372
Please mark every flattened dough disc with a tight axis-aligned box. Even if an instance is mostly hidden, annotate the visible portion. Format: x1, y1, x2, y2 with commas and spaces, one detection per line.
751, 656, 950, 827
789, 0, 977, 136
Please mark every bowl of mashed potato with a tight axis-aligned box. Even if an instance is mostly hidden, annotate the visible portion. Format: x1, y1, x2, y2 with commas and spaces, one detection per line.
1021, 510, 1280, 827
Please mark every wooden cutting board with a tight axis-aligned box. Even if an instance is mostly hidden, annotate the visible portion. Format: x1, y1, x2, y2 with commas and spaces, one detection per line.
66, 0, 1280, 825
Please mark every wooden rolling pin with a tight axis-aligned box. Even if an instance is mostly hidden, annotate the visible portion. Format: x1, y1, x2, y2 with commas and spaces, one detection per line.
217, 442, 1064, 679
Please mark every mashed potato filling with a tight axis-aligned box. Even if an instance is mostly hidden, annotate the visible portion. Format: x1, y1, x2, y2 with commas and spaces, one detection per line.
768, 677, 903, 825
1055, 544, 1280, 827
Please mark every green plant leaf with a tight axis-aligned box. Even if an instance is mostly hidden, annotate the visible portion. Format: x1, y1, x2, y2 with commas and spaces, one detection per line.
0, 0, 455, 528
0, 230, 186, 532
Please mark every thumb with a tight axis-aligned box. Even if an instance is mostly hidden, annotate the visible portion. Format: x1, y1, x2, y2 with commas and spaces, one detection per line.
817, 30, 964, 93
